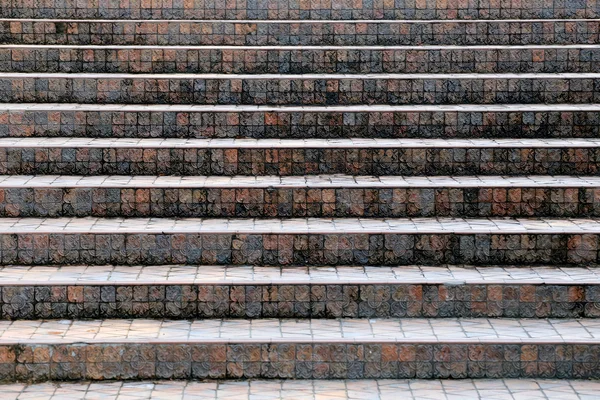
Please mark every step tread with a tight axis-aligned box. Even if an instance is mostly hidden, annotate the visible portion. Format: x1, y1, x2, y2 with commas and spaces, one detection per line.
3, 174, 600, 188
0, 216, 598, 234
1, 265, 598, 285
2, 379, 598, 399
1, 317, 598, 344
5, 44, 600, 49
4, 18, 599, 23
4, 103, 599, 112
2, 137, 599, 148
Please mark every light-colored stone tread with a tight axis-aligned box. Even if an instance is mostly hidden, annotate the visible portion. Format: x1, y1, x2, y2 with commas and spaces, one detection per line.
1, 137, 598, 148
0, 217, 598, 234
0, 317, 598, 344
2, 175, 600, 188
0, 265, 598, 285
3, 379, 599, 400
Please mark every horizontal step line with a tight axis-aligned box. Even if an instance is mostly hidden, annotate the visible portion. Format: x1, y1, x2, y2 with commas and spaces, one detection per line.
2, 175, 600, 188
4, 44, 600, 50
4, 18, 599, 23
0, 217, 597, 234
3, 103, 600, 112
0, 137, 597, 148
2, 72, 599, 79
0, 317, 596, 345
0, 265, 597, 286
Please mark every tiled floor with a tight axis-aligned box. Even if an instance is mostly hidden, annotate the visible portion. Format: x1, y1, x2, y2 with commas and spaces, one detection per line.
0, 137, 598, 148
4, 102, 600, 112
1, 264, 598, 285
0, 216, 599, 233
0, 318, 598, 344
2, 175, 599, 188
2, 379, 600, 399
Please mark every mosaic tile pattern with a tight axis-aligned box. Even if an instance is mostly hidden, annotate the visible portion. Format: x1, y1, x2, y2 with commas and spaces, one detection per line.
2, 19, 600, 47
0, 217, 597, 265
5, 45, 600, 74
2, 0, 599, 19
3, 72, 600, 105
3, 379, 600, 400
3, 103, 600, 139
0, 318, 599, 380
0, 175, 599, 218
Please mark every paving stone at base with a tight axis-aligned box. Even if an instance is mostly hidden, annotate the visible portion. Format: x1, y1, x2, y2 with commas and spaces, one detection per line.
2, 104, 599, 139
2, 72, 599, 105
2, 0, 598, 20
2, 379, 600, 400
0, 138, 598, 176
0, 217, 598, 266
0, 317, 598, 381
4, 45, 600, 74
1, 175, 600, 218
2, 19, 600, 46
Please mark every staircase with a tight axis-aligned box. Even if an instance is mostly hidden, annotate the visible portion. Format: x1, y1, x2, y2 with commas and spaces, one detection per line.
0, 0, 600, 393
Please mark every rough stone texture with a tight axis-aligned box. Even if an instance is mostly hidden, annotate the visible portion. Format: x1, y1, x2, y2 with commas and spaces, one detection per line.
0, 146, 597, 176
0, 186, 598, 218
2, 107, 599, 139
0, 232, 598, 266
0, 282, 598, 320
2, 20, 600, 46
2, 75, 599, 105
2, 0, 599, 19
4, 46, 600, 74
0, 342, 597, 381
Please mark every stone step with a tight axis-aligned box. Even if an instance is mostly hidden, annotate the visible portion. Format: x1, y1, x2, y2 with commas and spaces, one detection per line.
0, 137, 597, 176
2, 72, 598, 105
2, 19, 600, 46
0, 317, 598, 380
2, 379, 599, 399
2, 0, 598, 20
3, 103, 599, 139
1, 264, 599, 319
4, 44, 600, 74
1, 175, 599, 218
0, 216, 597, 266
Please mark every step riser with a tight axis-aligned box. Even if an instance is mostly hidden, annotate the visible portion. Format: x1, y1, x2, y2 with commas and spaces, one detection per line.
0, 232, 597, 266
0, 147, 597, 176
1, 282, 597, 320
4, 47, 600, 74
1, 76, 598, 105
2, 108, 597, 139
0, 342, 595, 381
2, 20, 599, 46
2, 187, 599, 218
2, 0, 598, 20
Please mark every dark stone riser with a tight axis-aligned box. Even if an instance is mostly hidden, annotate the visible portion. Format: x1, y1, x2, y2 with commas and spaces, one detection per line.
4, 47, 600, 74
2, 109, 599, 139
1, 0, 598, 20
2, 20, 600, 46
2, 187, 600, 218
1, 282, 600, 320
0, 147, 598, 176
0, 342, 598, 381
3, 76, 599, 105
0, 232, 598, 266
